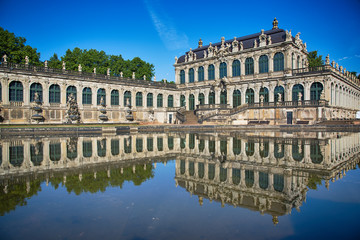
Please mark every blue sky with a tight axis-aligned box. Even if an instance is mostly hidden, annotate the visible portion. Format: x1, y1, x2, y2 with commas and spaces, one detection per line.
1, 0, 359, 81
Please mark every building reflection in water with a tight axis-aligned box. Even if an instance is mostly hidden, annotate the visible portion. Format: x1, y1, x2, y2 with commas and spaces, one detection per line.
0, 131, 359, 223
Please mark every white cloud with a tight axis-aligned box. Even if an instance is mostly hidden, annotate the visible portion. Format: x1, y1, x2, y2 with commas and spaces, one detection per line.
143, 0, 189, 51
338, 56, 349, 61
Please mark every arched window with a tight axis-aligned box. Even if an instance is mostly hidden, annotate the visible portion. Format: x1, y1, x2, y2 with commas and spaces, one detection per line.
30, 83, 43, 102
66, 141, 77, 160
111, 139, 120, 156
233, 90, 241, 108
232, 60, 240, 77
245, 170, 254, 187
208, 164, 215, 180
273, 174, 284, 192
259, 87, 269, 103
198, 93, 205, 105
220, 90, 227, 105
188, 68, 194, 83
310, 143, 323, 164
66, 86, 77, 102
124, 91, 131, 106
49, 84, 60, 103
274, 86, 285, 102
219, 62, 227, 78
136, 92, 143, 107
111, 90, 119, 106
82, 87, 92, 104
189, 94, 195, 110
220, 167, 227, 182
292, 141, 304, 161
97, 139, 106, 157
259, 55, 269, 73
259, 142, 269, 157
274, 143, 285, 159
274, 52, 284, 71
259, 172, 269, 189
10, 146, 24, 167
245, 58, 254, 75
198, 162, 205, 179
246, 142, 255, 156
157, 137, 163, 151
147, 93, 153, 107
83, 141, 92, 158
124, 137, 132, 154
97, 88, 106, 105
220, 139, 227, 155
147, 137, 153, 151
246, 89, 255, 104
9, 81, 23, 102
232, 168, 241, 185
292, 84, 304, 102
198, 66, 204, 81
30, 143, 43, 166
209, 140, 215, 153
168, 137, 174, 150
180, 70, 185, 84
209, 91, 215, 104
180, 95, 186, 107
49, 143, 61, 161
208, 64, 215, 80
157, 94, 163, 107
189, 134, 195, 149
233, 138, 241, 155
310, 82, 323, 101
189, 161, 195, 176
198, 139, 205, 152
168, 95, 174, 107
136, 138, 143, 152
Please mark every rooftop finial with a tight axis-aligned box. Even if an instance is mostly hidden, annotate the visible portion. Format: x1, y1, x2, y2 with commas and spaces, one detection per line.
272, 17, 278, 29
198, 38, 203, 48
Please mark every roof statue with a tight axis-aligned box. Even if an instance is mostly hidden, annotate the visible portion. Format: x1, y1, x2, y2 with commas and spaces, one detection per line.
272, 17, 278, 29
198, 38, 203, 48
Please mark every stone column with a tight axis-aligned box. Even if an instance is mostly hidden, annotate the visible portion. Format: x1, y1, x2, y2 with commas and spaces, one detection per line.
254, 55, 259, 75
240, 58, 246, 77
241, 85, 247, 105
269, 84, 275, 103
24, 80, 30, 106
60, 83, 67, 107
228, 86, 235, 108
42, 82, 49, 107
2, 78, 9, 105
92, 87, 97, 107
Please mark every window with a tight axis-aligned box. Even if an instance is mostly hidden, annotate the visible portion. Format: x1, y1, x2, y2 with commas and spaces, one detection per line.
66, 86, 77, 102
136, 92, 143, 107
30, 143, 43, 166
83, 141, 92, 158
220, 90, 227, 105
9, 81, 23, 102
310, 82, 323, 101
233, 90, 241, 107
111, 90, 119, 106
9, 146, 24, 167
198, 93, 205, 105
97, 88, 105, 105
259, 87, 269, 103
245, 58, 254, 75
274, 86, 285, 102
157, 137, 163, 151
232, 60, 240, 77
168, 137, 174, 150
274, 174, 284, 192
136, 138, 143, 152
189, 94, 195, 110
147, 93, 153, 107
292, 84, 304, 102
180, 95, 186, 107
209, 91, 215, 104
219, 62, 227, 78
49, 84, 60, 103
157, 94, 163, 107
168, 95, 174, 107
233, 138, 241, 155
198, 66, 204, 81
124, 137, 132, 153
180, 70, 185, 84
188, 68, 194, 83
49, 143, 61, 161
124, 91, 131, 106
246, 89, 255, 104
97, 139, 106, 157
208, 64, 215, 80
30, 83, 42, 102
274, 52, 284, 71
259, 172, 269, 189
111, 139, 120, 156
259, 55, 269, 73
82, 87, 92, 104
0, 83, 2, 101
147, 137, 153, 151
245, 170, 254, 187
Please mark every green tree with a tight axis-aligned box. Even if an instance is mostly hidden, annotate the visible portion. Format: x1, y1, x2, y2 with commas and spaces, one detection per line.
0, 27, 41, 65
307, 51, 324, 68
48, 53, 61, 69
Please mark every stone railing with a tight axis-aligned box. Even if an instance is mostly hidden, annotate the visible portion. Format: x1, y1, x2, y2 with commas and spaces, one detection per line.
0, 61, 177, 89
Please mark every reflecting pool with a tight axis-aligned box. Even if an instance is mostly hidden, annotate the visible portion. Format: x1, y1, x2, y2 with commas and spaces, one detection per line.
0, 131, 360, 239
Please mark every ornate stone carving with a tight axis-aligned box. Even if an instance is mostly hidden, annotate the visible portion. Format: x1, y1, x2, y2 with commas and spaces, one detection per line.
65, 93, 81, 124
198, 38, 203, 48
272, 17, 278, 29
232, 37, 239, 53
25, 56, 29, 65
325, 54, 330, 65
2, 54, 7, 62
259, 29, 267, 47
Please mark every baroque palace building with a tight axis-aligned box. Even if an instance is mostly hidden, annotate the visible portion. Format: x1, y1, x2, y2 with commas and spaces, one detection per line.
0, 19, 359, 125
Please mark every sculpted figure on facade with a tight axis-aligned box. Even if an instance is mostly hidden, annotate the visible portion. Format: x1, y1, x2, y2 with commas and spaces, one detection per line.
25, 56, 29, 65
44, 60, 48, 68
285, 30, 292, 41
232, 37, 239, 52
2, 54, 7, 62
267, 35, 272, 45
325, 54, 330, 65
62, 61, 66, 70
78, 64, 82, 72
239, 41, 243, 51
203, 50, 207, 58
259, 29, 267, 47
175, 56, 178, 64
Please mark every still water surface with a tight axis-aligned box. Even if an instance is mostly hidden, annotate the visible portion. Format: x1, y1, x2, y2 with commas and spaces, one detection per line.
0, 131, 359, 239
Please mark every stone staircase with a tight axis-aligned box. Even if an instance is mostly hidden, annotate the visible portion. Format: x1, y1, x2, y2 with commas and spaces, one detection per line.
182, 110, 199, 124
